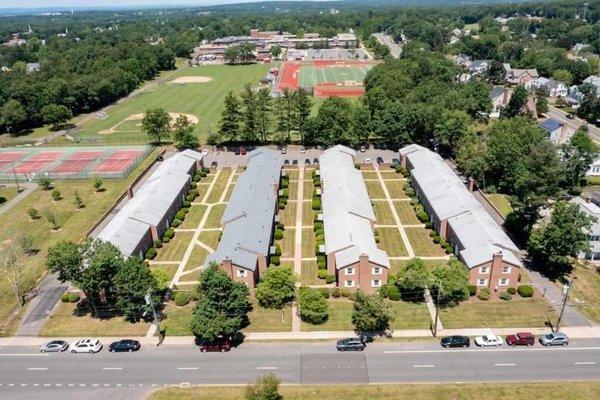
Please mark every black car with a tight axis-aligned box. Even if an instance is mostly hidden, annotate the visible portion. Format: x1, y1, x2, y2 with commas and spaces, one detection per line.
109, 340, 141, 353
336, 338, 365, 352
440, 335, 470, 348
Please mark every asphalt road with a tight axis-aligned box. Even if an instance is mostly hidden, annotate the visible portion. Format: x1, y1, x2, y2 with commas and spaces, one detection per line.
1, 339, 599, 399
372, 33, 402, 58
546, 105, 600, 143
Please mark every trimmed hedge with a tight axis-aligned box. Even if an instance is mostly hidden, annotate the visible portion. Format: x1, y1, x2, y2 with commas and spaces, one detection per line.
274, 229, 284, 240
499, 291, 512, 301
468, 285, 477, 296
416, 210, 430, 223
174, 291, 191, 306
507, 287, 517, 295
175, 210, 186, 220
325, 274, 336, 284
331, 288, 341, 298
316, 255, 326, 263
145, 247, 157, 260
317, 259, 326, 270
312, 199, 321, 210
313, 221, 323, 231
318, 288, 330, 299
60, 293, 70, 303
388, 285, 401, 301
277, 222, 285, 231
68, 293, 80, 303
518, 285, 534, 297
317, 269, 327, 279
171, 219, 181, 228
478, 288, 490, 301
183, 200, 192, 207
270, 256, 281, 266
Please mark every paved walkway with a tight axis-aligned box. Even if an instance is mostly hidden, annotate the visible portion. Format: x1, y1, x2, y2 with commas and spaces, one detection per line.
424, 288, 443, 331
291, 167, 305, 333
373, 165, 415, 257
0, 182, 36, 217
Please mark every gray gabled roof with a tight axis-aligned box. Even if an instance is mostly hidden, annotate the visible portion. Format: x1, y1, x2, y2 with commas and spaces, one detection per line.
205, 147, 283, 271
400, 144, 521, 269
96, 150, 203, 256
319, 145, 390, 269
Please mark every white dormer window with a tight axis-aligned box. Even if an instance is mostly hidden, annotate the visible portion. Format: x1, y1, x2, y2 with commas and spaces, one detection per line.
499, 278, 509, 286
372, 267, 382, 275
346, 267, 355, 276
502, 266, 511, 274
371, 279, 381, 287
237, 269, 247, 278
477, 279, 488, 286
479, 266, 489, 274
345, 280, 355, 288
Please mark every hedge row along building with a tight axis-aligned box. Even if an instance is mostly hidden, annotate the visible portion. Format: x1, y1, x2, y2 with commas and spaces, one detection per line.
204, 148, 283, 293
399, 144, 522, 296
97, 149, 204, 259
320, 145, 390, 293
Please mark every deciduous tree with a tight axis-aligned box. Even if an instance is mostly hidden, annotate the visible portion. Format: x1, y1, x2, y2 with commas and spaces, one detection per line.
255, 266, 296, 309
351, 292, 393, 332
142, 108, 171, 145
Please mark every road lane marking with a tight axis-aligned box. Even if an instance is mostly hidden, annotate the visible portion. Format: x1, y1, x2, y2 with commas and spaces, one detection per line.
574, 361, 597, 365
257, 366, 278, 370
102, 367, 123, 370
177, 367, 199, 370
27, 367, 48, 371
494, 363, 516, 366
413, 364, 434, 368
0, 354, 48, 356
383, 346, 600, 354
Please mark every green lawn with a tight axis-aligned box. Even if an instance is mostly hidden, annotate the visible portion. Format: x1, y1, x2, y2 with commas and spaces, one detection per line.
439, 299, 557, 329
0, 148, 160, 326
372, 201, 395, 225
361, 171, 379, 180
302, 201, 315, 226
205, 168, 232, 204
198, 230, 220, 250
279, 201, 297, 227
0, 186, 19, 205
279, 228, 295, 258
288, 181, 298, 199
179, 204, 207, 229
405, 228, 446, 257
301, 260, 322, 286
365, 180, 385, 198
569, 264, 600, 324
156, 232, 194, 262
486, 193, 513, 218
150, 264, 179, 283
302, 228, 316, 258
384, 179, 408, 199
70, 63, 271, 143
303, 180, 313, 200
204, 204, 226, 229
389, 259, 449, 276
183, 245, 209, 273
376, 227, 409, 257
151, 382, 600, 400
301, 299, 429, 331
394, 201, 420, 225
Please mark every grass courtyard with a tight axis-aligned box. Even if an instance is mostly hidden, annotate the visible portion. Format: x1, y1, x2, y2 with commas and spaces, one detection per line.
568, 264, 600, 324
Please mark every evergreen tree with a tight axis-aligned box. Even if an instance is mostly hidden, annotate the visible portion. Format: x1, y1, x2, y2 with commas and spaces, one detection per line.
219, 92, 242, 142
501, 85, 528, 118
240, 83, 258, 142
172, 114, 198, 149
293, 88, 312, 144
255, 88, 272, 142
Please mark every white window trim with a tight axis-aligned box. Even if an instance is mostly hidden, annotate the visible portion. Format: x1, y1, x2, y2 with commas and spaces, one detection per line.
236, 269, 247, 278
345, 267, 355, 276
479, 266, 489, 274
372, 267, 382, 275
371, 279, 381, 287
344, 280, 355, 288
502, 266, 512, 274
477, 278, 488, 286
498, 278, 509, 286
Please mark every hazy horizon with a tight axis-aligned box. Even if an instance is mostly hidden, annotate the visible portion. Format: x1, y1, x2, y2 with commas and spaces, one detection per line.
0, 0, 331, 10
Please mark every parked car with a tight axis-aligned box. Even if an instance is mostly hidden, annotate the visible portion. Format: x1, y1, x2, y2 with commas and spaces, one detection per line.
363, 158, 372, 164
198, 337, 232, 353
360, 146, 366, 152
440, 335, 470, 348
300, 147, 306, 154
109, 340, 141, 353
210, 161, 218, 168
566, 113, 574, 119
156, 154, 164, 161
474, 334, 503, 347
70, 339, 103, 354
305, 158, 311, 165
539, 332, 569, 346
506, 332, 535, 346
201, 149, 209, 156
281, 147, 287, 154
40, 340, 69, 353
292, 159, 298, 165
336, 338, 365, 352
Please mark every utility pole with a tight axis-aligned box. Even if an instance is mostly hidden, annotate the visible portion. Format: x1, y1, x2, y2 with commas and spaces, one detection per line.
145, 290, 164, 346
433, 282, 442, 338
11, 163, 20, 191
555, 280, 571, 333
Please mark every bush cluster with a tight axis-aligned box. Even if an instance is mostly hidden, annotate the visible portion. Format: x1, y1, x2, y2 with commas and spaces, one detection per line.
174, 291, 191, 306
518, 285, 534, 297
468, 285, 477, 296
507, 287, 517, 295
478, 288, 490, 301
145, 247, 157, 260
388, 285, 401, 301
273, 228, 284, 240
499, 291, 512, 301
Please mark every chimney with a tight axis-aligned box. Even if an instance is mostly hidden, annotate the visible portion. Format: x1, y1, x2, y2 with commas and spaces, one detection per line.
126, 187, 134, 199
468, 178, 476, 192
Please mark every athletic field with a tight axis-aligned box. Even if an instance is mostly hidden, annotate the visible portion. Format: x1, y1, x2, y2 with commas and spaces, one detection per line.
277, 60, 377, 97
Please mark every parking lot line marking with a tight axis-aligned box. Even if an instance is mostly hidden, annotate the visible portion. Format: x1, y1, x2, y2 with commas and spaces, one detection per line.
102, 367, 123, 370
413, 364, 435, 368
177, 367, 199, 370
257, 366, 278, 370
574, 361, 597, 365
494, 363, 516, 366
382, 346, 600, 354
27, 367, 48, 371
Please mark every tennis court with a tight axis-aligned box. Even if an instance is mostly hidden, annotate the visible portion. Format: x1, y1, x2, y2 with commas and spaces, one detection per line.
95, 150, 144, 172
52, 151, 103, 173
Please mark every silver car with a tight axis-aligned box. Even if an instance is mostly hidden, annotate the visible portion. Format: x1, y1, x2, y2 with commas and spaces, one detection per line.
41, 340, 69, 353
539, 332, 569, 346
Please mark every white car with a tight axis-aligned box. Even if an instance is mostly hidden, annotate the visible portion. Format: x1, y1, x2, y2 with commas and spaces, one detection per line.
474, 334, 503, 347
201, 149, 209, 156
363, 158, 372, 164
70, 339, 103, 354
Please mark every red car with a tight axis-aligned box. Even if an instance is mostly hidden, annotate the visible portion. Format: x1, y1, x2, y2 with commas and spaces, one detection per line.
198, 337, 232, 353
506, 332, 535, 346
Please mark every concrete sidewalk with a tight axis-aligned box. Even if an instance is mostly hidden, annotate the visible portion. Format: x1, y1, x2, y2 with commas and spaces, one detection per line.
2, 326, 600, 347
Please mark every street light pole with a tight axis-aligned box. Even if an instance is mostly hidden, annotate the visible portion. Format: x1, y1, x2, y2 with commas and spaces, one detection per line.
556, 280, 571, 333
433, 282, 442, 338
145, 290, 164, 346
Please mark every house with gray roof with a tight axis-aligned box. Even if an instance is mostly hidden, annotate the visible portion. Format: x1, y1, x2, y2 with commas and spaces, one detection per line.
96, 150, 204, 258
204, 148, 282, 291
320, 145, 390, 293
571, 197, 600, 261
489, 86, 512, 118
538, 118, 574, 145
400, 144, 522, 295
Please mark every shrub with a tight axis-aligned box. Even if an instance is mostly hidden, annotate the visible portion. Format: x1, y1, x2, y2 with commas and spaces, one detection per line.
27, 208, 40, 220
280, 189, 289, 199
432, 235, 441, 244
273, 229, 284, 240
340, 288, 354, 299
188, 189, 199, 198
280, 180, 289, 189
405, 187, 416, 197
186, 194, 195, 202
145, 248, 157, 260
68, 293, 80, 303
298, 288, 329, 324
477, 288, 490, 301
171, 219, 182, 228
429, 231, 436, 238
37, 176, 53, 190
518, 285, 534, 297
270, 256, 280, 266
318, 288, 330, 299
60, 293, 70, 303
164, 228, 175, 239
315, 244, 323, 255
51, 189, 61, 201
468, 285, 477, 296
311, 199, 321, 210
175, 210, 186, 220
183, 201, 192, 207
190, 182, 197, 189
276, 222, 285, 231
388, 285, 401, 301
444, 244, 453, 254
317, 259, 326, 270
499, 291, 512, 301
192, 175, 201, 182
278, 200, 286, 210
313, 221, 323, 231
325, 274, 336, 284
416, 210, 429, 223
317, 269, 327, 279
425, 221, 433, 229
174, 291, 191, 306
162, 236, 171, 244
153, 240, 163, 249
316, 255, 326, 263
331, 288, 341, 298
314, 228, 324, 237
507, 287, 517, 295
379, 283, 389, 298
274, 244, 282, 257
568, 186, 582, 196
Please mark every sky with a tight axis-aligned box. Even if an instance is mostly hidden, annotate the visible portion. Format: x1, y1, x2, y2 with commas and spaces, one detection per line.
0, 0, 310, 9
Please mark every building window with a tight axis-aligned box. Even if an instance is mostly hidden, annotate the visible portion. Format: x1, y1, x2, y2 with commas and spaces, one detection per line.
502, 266, 511, 274
479, 266, 489, 274
237, 269, 247, 278
372, 267, 382, 275
477, 279, 488, 286
499, 278, 509, 286
371, 279, 381, 287
345, 267, 355, 276
345, 280, 355, 288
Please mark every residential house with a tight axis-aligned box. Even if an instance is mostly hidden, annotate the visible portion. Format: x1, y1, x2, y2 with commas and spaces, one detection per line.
320, 145, 390, 293
538, 118, 574, 145
505, 65, 539, 87
26, 63, 40, 73
204, 148, 283, 292
582, 75, 600, 97
399, 144, 522, 296
489, 86, 513, 118
530, 77, 568, 98
571, 197, 600, 261
572, 43, 590, 53
586, 157, 600, 177
96, 150, 204, 258
470, 59, 492, 75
